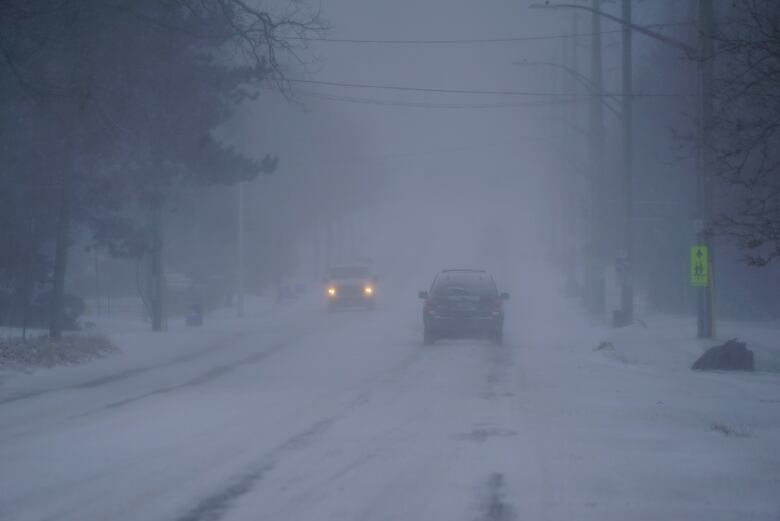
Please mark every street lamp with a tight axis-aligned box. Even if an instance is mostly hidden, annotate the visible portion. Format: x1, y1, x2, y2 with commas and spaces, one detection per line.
529, 2, 692, 54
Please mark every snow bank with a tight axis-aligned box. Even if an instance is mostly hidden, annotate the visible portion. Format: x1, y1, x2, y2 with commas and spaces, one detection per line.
590, 313, 780, 373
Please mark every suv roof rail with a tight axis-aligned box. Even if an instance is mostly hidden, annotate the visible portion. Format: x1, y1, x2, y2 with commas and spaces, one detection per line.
441, 269, 487, 273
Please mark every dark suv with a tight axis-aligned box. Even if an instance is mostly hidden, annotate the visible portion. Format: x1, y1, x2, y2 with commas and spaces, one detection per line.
418, 269, 508, 345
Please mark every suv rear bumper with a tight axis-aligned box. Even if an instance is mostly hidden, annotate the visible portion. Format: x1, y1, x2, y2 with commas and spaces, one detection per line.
424, 314, 502, 338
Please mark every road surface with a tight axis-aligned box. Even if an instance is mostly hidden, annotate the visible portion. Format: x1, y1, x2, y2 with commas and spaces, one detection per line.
1, 284, 779, 521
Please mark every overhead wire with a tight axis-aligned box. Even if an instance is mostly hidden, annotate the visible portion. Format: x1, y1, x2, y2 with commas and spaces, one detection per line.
287, 137, 563, 168
285, 22, 690, 45
300, 91, 592, 109
272, 21, 694, 110
266, 21, 695, 165
286, 78, 686, 98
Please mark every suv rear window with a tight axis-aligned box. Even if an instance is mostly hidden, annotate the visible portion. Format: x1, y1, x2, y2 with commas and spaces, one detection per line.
432, 272, 497, 298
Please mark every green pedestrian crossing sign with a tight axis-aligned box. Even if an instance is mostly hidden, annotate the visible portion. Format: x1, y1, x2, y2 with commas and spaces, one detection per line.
690, 245, 709, 287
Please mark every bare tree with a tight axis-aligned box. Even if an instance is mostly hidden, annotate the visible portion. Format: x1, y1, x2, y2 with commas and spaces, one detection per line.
0, 0, 323, 336
712, 0, 780, 265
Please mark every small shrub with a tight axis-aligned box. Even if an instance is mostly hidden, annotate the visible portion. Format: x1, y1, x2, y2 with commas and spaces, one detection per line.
0, 334, 118, 371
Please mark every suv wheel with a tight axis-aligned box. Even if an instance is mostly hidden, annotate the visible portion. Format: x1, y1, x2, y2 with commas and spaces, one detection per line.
423, 329, 435, 345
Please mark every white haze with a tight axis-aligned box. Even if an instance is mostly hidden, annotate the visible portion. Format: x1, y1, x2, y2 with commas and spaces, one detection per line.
2, 1, 780, 521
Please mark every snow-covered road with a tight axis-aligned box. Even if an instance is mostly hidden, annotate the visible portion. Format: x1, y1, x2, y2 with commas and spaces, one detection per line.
1, 286, 779, 521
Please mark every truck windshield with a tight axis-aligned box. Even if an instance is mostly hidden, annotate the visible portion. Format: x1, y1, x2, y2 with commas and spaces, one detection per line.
329, 266, 370, 279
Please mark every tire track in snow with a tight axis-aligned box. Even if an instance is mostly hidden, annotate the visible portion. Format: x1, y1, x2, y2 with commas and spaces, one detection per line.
173, 418, 336, 521
476, 473, 517, 521
171, 340, 428, 521
234, 343, 495, 520
504, 332, 556, 521
89, 330, 313, 413
0, 328, 314, 445
475, 330, 554, 521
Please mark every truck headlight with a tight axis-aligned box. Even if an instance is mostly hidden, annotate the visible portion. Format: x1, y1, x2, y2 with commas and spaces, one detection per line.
364, 285, 374, 296
327, 287, 336, 297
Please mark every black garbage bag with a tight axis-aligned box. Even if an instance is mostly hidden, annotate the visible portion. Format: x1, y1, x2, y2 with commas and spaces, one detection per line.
692, 338, 754, 371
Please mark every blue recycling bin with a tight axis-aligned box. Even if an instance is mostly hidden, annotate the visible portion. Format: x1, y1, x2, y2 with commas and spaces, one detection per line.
186, 300, 203, 326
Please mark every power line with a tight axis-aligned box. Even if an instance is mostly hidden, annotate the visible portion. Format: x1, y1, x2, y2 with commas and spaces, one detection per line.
370, 138, 561, 158
301, 91, 591, 109
286, 22, 689, 45
261, 85, 592, 110
286, 78, 686, 98
290, 138, 562, 168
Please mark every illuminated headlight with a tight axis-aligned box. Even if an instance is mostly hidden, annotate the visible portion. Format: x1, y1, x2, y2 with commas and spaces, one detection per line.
364, 285, 374, 296
327, 287, 336, 297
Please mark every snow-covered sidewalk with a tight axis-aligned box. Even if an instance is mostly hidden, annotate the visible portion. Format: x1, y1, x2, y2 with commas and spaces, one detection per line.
0, 294, 295, 399
584, 312, 780, 373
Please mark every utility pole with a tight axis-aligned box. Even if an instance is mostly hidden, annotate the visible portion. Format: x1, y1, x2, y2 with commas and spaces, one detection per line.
551, 44, 565, 269
564, 12, 581, 296
49, 125, 75, 339
236, 181, 245, 318
619, 0, 634, 325
150, 200, 164, 332
94, 249, 102, 316
326, 221, 333, 270
313, 223, 321, 282
697, 0, 715, 338
588, 0, 606, 315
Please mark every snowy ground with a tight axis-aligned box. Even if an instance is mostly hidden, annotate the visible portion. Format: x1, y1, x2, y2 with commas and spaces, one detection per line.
0, 278, 778, 521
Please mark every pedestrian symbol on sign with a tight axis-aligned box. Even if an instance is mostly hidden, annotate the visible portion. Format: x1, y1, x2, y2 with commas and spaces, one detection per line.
690, 246, 709, 287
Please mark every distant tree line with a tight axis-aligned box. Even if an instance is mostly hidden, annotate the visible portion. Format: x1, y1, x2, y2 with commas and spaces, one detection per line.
0, 0, 320, 336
